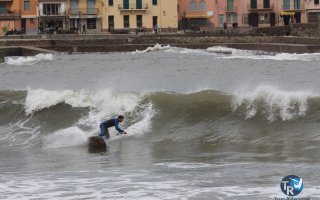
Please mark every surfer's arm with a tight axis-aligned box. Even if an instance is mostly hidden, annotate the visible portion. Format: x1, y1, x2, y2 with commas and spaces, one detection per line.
114, 119, 125, 133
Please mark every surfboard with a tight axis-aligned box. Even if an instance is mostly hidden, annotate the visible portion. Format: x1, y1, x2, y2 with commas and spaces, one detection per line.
88, 136, 107, 153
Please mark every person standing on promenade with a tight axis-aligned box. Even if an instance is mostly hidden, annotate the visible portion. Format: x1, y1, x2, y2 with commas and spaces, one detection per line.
223, 21, 227, 33
82, 24, 86, 34
154, 24, 158, 34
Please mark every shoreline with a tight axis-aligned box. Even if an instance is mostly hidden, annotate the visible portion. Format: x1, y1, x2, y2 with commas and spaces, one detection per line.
1, 35, 320, 61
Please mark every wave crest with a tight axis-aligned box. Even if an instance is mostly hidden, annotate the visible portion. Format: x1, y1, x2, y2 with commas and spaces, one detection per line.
232, 85, 316, 121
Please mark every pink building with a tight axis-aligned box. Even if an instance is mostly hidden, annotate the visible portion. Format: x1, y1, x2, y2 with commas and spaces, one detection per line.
178, 0, 246, 28
245, 0, 280, 27
178, 0, 280, 29
304, 0, 320, 23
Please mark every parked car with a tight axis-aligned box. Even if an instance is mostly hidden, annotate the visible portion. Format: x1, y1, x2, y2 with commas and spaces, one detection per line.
5, 29, 24, 36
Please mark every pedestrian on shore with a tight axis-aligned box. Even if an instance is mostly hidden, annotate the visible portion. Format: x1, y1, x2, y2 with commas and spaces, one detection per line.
82, 24, 86, 34
154, 24, 158, 34
223, 21, 227, 33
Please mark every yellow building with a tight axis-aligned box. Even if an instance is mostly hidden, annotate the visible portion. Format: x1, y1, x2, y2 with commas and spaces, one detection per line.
104, 0, 178, 32
67, 0, 104, 33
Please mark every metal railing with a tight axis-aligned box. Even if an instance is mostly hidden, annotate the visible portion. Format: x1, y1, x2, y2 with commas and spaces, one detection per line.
282, 3, 304, 10
68, 8, 99, 15
0, 9, 20, 17
225, 6, 237, 12
183, 10, 210, 17
118, 4, 148, 10
247, 3, 274, 10
41, 10, 66, 16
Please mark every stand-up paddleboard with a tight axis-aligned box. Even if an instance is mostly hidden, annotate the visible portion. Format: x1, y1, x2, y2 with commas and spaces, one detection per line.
88, 136, 107, 153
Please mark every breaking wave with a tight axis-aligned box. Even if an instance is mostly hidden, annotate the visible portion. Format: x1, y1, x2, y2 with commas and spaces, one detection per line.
5, 54, 53, 65
133, 44, 320, 61
0, 86, 319, 149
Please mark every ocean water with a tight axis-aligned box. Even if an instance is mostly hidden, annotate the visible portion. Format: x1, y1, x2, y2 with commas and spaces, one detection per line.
0, 45, 320, 199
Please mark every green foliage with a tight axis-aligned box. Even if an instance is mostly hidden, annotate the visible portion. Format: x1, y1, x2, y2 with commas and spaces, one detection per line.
1, 25, 8, 33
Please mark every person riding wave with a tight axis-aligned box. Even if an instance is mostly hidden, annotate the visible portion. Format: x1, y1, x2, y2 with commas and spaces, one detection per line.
99, 115, 127, 142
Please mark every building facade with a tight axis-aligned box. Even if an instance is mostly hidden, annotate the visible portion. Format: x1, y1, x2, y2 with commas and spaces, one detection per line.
38, 0, 67, 32
21, 0, 37, 34
0, 0, 21, 34
279, 0, 305, 25
67, 0, 103, 33
0, 0, 38, 35
245, 0, 279, 27
179, 0, 248, 29
304, 0, 320, 24
104, 0, 178, 32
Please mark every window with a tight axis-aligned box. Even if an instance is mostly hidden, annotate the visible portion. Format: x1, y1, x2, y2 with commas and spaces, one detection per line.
124, 15, 130, 28
263, 0, 270, 8
109, 0, 113, 6
226, 14, 231, 23
137, 15, 142, 27
87, 18, 96, 29
43, 4, 61, 15
152, 0, 157, 5
199, 1, 206, 11
315, 0, 319, 4
153, 16, 157, 26
233, 14, 238, 23
294, 0, 301, 9
250, 0, 257, 9
283, 0, 290, 10
24, 0, 30, 11
190, 1, 196, 11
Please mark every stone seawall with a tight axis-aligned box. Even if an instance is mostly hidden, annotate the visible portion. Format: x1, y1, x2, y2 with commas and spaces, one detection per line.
1, 35, 320, 61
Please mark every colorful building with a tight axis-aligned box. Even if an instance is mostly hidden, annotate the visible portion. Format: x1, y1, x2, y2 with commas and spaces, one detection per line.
21, 0, 38, 34
38, 0, 67, 32
67, 0, 103, 33
304, 0, 320, 24
0, 0, 21, 34
104, 0, 178, 32
245, 0, 279, 27
178, 0, 280, 29
279, 0, 305, 25
0, 0, 38, 35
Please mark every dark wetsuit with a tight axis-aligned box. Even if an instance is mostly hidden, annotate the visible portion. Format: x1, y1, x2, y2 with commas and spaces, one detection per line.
99, 118, 124, 139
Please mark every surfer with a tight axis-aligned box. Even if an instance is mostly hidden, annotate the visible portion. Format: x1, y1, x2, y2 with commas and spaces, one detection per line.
99, 115, 127, 141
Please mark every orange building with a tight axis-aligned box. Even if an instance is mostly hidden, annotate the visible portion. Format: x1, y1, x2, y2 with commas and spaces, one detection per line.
0, 0, 37, 35
21, 0, 38, 34
0, 0, 21, 34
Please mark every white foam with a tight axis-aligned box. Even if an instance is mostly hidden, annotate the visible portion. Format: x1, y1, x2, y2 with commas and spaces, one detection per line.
25, 89, 140, 117
5, 54, 53, 65
154, 162, 211, 169
1, 170, 319, 199
42, 126, 91, 149
232, 85, 317, 121
25, 89, 156, 147
133, 43, 172, 53
125, 102, 155, 137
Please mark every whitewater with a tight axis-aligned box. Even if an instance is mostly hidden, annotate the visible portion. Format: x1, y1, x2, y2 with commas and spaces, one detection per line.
0, 45, 320, 199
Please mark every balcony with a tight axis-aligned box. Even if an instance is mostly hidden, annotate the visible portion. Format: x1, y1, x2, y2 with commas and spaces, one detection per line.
118, 4, 148, 11
225, 6, 237, 13
182, 10, 211, 19
0, 9, 20, 19
247, 3, 274, 11
68, 8, 99, 16
41, 10, 66, 16
282, 3, 304, 11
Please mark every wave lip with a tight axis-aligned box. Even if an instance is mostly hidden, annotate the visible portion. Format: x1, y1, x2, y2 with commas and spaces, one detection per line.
232, 85, 317, 121
5, 53, 53, 65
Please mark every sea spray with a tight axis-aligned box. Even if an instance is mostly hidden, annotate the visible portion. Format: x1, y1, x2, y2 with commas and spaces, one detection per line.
5, 54, 53, 65
232, 85, 316, 121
